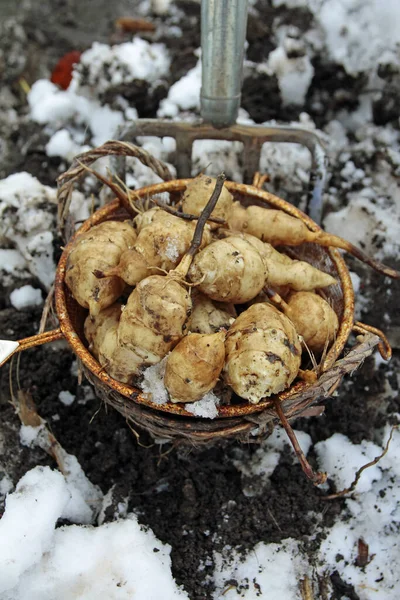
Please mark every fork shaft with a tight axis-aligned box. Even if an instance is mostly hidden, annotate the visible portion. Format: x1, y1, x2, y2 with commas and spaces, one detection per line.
201, 0, 248, 128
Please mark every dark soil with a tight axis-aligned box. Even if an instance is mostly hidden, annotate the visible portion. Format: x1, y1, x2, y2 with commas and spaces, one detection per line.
1, 1, 400, 599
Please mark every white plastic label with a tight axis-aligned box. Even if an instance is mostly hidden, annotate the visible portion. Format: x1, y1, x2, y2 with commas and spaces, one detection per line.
0, 340, 19, 365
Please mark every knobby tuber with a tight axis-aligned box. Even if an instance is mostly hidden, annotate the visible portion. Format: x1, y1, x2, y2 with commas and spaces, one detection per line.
268, 290, 339, 354
224, 303, 302, 403
84, 304, 141, 383
188, 291, 236, 334
66, 220, 137, 316
228, 202, 400, 279
96, 210, 212, 286
116, 174, 227, 374
182, 173, 233, 227
164, 331, 226, 402
188, 235, 267, 303
189, 233, 336, 302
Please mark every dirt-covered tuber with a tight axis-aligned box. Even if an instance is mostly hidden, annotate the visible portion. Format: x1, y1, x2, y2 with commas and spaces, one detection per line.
224, 303, 302, 403
188, 292, 236, 334
270, 290, 339, 354
188, 235, 267, 303
164, 331, 226, 402
182, 174, 233, 227
228, 202, 400, 279
84, 304, 142, 383
97, 209, 212, 286
66, 220, 137, 316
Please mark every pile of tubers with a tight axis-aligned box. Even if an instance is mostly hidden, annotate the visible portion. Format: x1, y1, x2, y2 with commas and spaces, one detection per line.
65, 173, 394, 409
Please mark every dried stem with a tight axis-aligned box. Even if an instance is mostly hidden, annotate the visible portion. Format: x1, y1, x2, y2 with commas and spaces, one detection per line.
151, 197, 226, 225
174, 172, 226, 279
274, 398, 327, 485
322, 425, 398, 500
187, 172, 226, 257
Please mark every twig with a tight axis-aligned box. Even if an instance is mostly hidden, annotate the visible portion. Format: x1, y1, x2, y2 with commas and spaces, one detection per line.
186, 173, 226, 257
151, 197, 226, 224
322, 425, 398, 500
274, 398, 327, 485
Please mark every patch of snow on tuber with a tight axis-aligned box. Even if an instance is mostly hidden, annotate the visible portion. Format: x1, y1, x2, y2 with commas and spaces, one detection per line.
9, 285, 42, 310
185, 392, 220, 419
164, 238, 180, 262
141, 357, 169, 405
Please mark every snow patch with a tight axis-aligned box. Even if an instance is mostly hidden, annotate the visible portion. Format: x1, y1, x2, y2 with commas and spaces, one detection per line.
9, 285, 42, 310
185, 392, 220, 419
141, 357, 169, 405
213, 539, 309, 599
58, 390, 75, 407
0, 466, 188, 600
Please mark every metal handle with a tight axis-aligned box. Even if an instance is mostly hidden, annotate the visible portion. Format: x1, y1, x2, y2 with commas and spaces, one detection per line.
200, 0, 249, 128
0, 328, 64, 368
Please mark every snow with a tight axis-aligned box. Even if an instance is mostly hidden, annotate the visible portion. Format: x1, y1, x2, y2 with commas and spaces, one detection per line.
318, 0, 400, 76
158, 58, 201, 117
58, 390, 75, 407
0, 340, 19, 365
267, 44, 314, 106
315, 429, 400, 599
9, 285, 42, 310
213, 539, 309, 599
72, 38, 170, 93
0, 466, 189, 600
1, 2, 400, 598
46, 129, 90, 161
314, 432, 383, 494
0, 172, 90, 289
141, 357, 169, 405
232, 427, 312, 497
185, 392, 220, 419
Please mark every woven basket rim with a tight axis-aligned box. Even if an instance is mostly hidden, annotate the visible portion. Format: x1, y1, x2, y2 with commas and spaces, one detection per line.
54, 179, 355, 420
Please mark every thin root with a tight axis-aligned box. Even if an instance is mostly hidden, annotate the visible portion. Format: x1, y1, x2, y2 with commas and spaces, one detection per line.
274, 398, 327, 485
322, 425, 398, 500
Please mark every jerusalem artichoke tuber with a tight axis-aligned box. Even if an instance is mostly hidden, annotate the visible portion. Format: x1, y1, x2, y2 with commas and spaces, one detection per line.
96, 210, 212, 286
182, 173, 233, 227
188, 292, 236, 334
224, 303, 301, 403
164, 331, 226, 403
66, 220, 137, 316
229, 202, 400, 279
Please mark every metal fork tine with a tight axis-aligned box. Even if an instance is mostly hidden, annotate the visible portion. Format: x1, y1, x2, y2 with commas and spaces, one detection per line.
113, 119, 327, 223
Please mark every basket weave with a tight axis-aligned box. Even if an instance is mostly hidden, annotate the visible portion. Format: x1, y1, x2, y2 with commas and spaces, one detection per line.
51, 138, 391, 444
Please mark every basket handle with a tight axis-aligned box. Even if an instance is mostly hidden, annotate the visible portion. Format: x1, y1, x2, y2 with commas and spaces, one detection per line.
0, 328, 64, 368
57, 140, 174, 238
352, 321, 392, 361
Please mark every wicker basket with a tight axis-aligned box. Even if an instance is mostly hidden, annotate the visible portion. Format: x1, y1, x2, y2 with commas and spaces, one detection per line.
3, 142, 391, 450
52, 141, 392, 444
